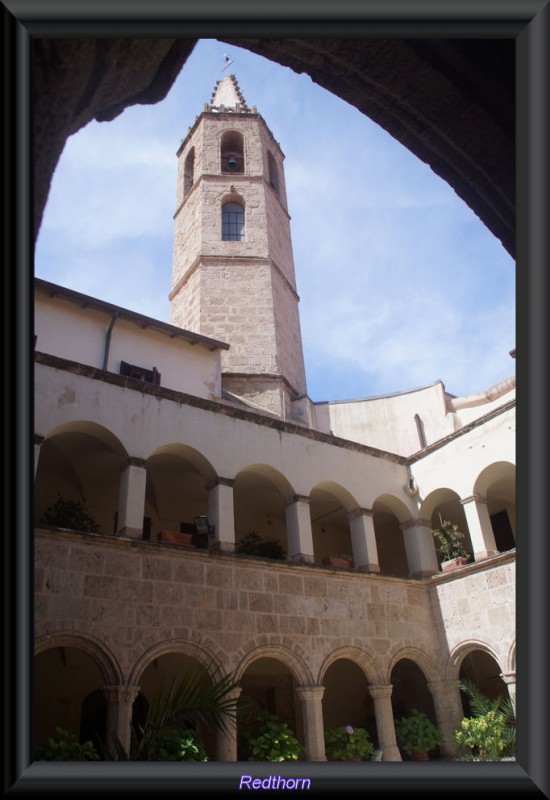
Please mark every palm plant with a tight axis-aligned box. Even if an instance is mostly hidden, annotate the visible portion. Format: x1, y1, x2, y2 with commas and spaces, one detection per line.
103, 662, 240, 761
453, 679, 516, 761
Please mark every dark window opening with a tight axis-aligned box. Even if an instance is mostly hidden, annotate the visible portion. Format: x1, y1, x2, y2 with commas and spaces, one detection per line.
268, 152, 279, 196
490, 510, 515, 552
120, 360, 161, 386
183, 148, 195, 195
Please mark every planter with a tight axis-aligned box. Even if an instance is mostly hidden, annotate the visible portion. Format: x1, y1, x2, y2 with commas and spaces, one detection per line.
441, 556, 469, 572
410, 750, 430, 761
158, 530, 194, 547
322, 555, 353, 568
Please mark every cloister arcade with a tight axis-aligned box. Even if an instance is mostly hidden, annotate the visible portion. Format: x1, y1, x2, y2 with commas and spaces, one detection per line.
35, 420, 516, 578
34, 634, 516, 761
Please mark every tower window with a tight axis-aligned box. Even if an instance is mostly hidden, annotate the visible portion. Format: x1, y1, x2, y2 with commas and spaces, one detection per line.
222, 201, 245, 241
221, 131, 244, 173
268, 152, 280, 196
183, 148, 195, 195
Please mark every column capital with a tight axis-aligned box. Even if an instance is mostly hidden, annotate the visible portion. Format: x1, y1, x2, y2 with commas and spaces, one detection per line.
500, 671, 516, 686
119, 456, 147, 472
286, 494, 310, 508
103, 684, 141, 705
460, 494, 487, 506
348, 507, 374, 521
206, 476, 235, 491
295, 685, 325, 701
400, 517, 431, 531
427, 679, 461, 695
368, 683, 394, 700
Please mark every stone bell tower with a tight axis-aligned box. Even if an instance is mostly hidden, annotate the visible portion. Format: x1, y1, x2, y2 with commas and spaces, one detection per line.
170, 74, 308, 421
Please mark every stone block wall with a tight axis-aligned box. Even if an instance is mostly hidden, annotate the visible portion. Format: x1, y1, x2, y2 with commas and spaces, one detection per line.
36, 529, 515, 688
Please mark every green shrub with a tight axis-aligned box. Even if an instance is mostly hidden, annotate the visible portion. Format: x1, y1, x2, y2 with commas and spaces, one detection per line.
40, 494, 100, 533
453, 680, 515, 761
243, 710, 303, 761
395, 709, 444, 756
35, 727, 99, 761
432, 516, 470, 561
324, 725, 374, 760
235, 531, 285, 560
151, 728, 209, 761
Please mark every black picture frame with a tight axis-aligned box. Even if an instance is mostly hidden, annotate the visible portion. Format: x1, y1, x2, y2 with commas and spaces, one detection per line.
3, 0, 548, 796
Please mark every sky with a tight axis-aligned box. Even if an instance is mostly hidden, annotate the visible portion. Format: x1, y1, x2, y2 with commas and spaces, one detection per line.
35, 38, 516, 404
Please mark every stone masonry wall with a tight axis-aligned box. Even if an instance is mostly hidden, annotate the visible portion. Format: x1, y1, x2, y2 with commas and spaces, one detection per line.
429, 555, 516, 675
35, 529, 515, 686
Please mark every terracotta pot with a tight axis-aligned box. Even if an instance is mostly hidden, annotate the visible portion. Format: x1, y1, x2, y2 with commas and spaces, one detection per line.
441, 556, 469, 572
157, 530, 194, 547
322, 555, 353, 568
410, 750, 430, 761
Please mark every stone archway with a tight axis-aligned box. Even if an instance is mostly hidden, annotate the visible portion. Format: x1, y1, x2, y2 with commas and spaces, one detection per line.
237, 656, 303, 760
34, 640, 118, 748
30, 33, 515, 258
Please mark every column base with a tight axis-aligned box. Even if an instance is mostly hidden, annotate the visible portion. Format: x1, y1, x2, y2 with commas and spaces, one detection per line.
357, 563, 381, 574
289, 553, 315, 565
474, 550, 499, 561
210, 541, 235, 554
382, 745, 402, 761
117, 526, 142, 540
409, 568, 438, 579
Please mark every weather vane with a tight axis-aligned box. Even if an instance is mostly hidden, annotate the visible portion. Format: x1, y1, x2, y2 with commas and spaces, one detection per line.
222, 53, 234, 72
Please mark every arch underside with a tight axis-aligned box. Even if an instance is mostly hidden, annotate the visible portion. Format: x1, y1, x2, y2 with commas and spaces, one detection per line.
34, 38, 514, 257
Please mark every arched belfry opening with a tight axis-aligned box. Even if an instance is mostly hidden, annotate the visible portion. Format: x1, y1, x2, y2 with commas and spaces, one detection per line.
267, 151, 279, 196
221, 130, 244, 174
183, 147, 194, 195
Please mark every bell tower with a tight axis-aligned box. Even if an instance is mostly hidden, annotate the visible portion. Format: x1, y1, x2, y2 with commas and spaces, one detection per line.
170, 75, 308, 421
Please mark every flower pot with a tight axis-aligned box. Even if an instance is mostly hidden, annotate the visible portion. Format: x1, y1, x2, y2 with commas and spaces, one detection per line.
410, 750, 430, 761
157, 530, 194, 547
441, 556, 469, 572
322, 555, 353, 568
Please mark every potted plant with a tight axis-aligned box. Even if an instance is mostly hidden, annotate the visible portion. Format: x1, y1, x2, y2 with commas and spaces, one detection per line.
235, 531, 286, 560
151, 728, 209, 761
35, 727, 99, 761
432, 515, 470, 571
322, 553, 354, 569
324, 724, 374, 761
453, 680, 515, 761
394, 709, 444, 760
242, 710, 303, 762
39, 494, 100, 533
157, 530, 194, 547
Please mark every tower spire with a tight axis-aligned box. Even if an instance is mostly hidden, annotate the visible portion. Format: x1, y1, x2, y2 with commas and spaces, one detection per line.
210, 74, 249, 112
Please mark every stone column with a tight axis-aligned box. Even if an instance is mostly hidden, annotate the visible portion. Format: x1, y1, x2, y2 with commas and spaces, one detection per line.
296, 685, 326, 761
285, 495, 315, 564
103, 685, 140, 756
368, 684, 402, 761
400, 518, 439, 578
347, 508, 380, 573
501, 671, 516, 707
215, 686, 242, 761
117, 457, 147, 539
461, 494, 498, 560
34, 434, 44, 477
207, 478, 236, 553
427, 679, 464, 758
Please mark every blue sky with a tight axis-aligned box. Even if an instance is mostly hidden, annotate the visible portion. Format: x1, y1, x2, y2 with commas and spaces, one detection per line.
35, 39, 515, 404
